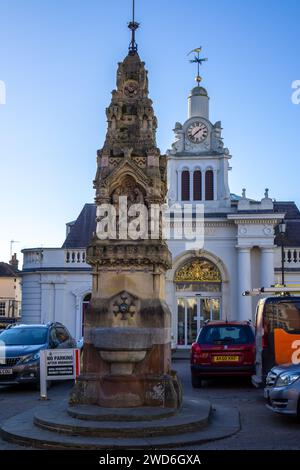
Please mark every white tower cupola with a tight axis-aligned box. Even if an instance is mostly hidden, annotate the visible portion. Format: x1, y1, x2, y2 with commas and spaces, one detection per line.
167, 47, 232, 212
188, 86, 209, 120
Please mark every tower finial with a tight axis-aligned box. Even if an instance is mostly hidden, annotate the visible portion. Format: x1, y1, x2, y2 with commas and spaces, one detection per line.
188, 47, 208, 86
128, 0, 140, 55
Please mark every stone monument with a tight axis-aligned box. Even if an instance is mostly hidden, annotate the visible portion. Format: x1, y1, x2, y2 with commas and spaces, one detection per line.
70, 12, 181, 410
0, 8, 240, 449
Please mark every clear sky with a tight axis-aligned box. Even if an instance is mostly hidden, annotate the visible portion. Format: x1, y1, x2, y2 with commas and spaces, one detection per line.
0, 0, 299, 263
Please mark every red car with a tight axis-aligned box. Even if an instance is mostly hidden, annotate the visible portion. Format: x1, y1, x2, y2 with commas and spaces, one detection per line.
190, 321, 255, 388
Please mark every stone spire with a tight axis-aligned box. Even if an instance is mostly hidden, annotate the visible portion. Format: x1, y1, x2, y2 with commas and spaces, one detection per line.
94, 45, 166, 216
101, 53, 158, 158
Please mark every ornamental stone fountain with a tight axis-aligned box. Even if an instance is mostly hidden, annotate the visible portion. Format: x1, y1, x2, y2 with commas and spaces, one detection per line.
69, 47, 181, 410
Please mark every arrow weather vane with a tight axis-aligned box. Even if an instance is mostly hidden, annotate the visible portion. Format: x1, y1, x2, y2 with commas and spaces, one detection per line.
188, 47, 208, 85
128, 0, 140, 54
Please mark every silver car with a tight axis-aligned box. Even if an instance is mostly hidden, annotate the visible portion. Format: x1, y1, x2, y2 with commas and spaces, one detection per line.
264, 363, 300, 417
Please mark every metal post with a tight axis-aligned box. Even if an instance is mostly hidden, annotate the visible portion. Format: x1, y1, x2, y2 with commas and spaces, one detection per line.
39, 350, 48, 400
278, 222, 286, 287
281, 239, 285, 286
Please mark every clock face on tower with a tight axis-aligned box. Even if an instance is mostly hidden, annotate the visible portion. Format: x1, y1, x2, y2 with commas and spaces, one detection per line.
187, 122, 208, 143
124, 80, 138, 98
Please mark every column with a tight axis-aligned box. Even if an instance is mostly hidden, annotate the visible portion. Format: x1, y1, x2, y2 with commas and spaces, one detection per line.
237, 246, 252, 321
190, 170, 194, 202
40, 282, 55, 324
54, 283, 65, 324
165, 279, 176, 349
260, 246, 275, 288
177, 170, 182, 202
213, 169, 218, 201
201, 171, 205, 201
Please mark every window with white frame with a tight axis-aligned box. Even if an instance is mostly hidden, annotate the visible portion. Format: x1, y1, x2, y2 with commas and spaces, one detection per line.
0, 302, 6, 316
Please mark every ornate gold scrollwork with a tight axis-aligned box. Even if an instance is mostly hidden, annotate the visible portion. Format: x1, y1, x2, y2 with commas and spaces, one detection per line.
175, 258, 222, 283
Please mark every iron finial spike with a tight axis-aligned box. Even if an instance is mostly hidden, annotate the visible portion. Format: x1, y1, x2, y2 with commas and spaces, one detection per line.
128, 0, 140, 54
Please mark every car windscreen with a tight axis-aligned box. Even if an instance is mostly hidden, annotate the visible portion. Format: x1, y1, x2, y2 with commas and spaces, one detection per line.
198, 325, 254, 345
265, 300, 300, 333
0, 327, 48, 346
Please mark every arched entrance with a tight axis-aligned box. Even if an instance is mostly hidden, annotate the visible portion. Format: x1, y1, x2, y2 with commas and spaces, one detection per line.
175, 258, 222, 347
82, 293, 91, 337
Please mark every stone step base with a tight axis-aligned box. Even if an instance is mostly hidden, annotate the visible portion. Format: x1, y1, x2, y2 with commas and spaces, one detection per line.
67, 404, 177, 422
1, 401, 240, 449
34, 400, 210, 438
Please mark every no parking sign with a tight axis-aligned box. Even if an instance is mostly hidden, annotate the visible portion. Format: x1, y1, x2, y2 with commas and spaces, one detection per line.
40, 349, 80, 399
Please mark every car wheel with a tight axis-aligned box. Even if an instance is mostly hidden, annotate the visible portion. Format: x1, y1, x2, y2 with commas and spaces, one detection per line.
191, 375, 202, 388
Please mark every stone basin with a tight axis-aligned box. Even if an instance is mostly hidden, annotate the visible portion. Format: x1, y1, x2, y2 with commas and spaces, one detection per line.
90, 327, 152, 375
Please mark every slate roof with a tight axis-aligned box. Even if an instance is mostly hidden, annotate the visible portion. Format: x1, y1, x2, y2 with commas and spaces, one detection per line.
274, 201, 300, 247
61, 201, 300, 249
62, 204, 96, 249
274, 201, 300, 219
0, 263, 19, 277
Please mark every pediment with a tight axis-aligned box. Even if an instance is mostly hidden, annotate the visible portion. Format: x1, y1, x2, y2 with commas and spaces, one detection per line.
104, 157, 151, 192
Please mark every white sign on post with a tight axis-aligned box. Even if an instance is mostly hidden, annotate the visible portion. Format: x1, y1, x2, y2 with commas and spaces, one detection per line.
40, 349, 80, 400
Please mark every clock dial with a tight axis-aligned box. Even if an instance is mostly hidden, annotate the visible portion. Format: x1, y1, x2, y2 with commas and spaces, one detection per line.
124, 81, 138, 98
187, 122, 208, 143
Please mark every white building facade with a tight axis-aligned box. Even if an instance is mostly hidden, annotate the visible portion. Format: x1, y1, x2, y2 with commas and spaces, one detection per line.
21, 85, 300, 348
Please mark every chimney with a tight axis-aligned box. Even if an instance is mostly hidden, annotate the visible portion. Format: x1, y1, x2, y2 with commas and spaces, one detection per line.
9, 253, 19, 272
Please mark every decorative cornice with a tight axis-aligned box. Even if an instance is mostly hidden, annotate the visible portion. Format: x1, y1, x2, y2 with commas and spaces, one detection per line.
169, 221, 234, 228
227, 213, 285, 225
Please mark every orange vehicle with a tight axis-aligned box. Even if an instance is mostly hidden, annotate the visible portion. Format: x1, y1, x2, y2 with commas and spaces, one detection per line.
245, 288, 300, 387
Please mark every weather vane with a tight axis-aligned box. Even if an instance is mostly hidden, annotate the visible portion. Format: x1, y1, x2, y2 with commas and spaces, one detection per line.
188, 47, 208, 85
128, 0, 140, 54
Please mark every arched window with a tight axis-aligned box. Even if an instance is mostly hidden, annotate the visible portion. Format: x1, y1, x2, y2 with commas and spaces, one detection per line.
175, 258, 222, 347
181, 170, 190, 201
205, 170, 214, 201
193, 170, 202, 201
175, 257, 222, 290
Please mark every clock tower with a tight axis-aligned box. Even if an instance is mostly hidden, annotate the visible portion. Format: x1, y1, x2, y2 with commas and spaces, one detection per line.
167, 56, 232, 212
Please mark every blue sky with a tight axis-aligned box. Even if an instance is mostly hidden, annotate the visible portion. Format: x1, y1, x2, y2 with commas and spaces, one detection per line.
0, 0, 299, 262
